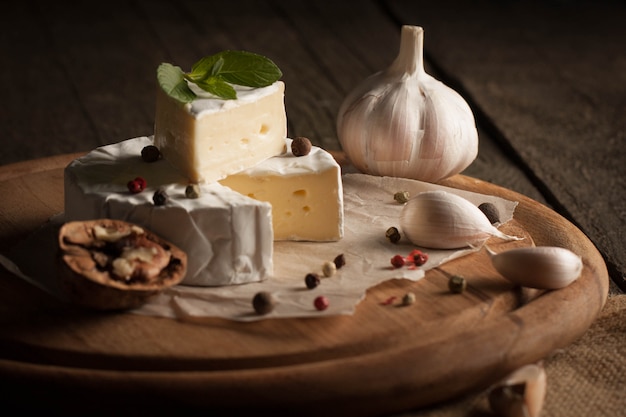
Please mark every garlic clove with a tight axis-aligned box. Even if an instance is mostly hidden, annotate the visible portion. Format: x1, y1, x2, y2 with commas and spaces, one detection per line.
337, 25, 478, 183
486, 246, 582, 289
399, 190, 522, 249
488, 363, 547, 417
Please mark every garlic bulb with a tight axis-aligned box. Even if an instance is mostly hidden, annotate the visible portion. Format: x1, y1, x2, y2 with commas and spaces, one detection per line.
399, 190, 522, 249
488, 363, 547, 417
486, 246, 583, 289
337, 25, 478, 183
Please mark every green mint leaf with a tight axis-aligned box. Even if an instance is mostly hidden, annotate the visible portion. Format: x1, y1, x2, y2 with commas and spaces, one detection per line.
210, 57, 225, 76
211, 50, 282, 87
157, 63, 196, 103
158, 50, 282, 102
188, 55, 221, 81
195, 76, 237, 100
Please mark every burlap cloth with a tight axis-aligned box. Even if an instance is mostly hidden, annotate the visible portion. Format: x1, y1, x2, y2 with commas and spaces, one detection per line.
399, 294, 626, 417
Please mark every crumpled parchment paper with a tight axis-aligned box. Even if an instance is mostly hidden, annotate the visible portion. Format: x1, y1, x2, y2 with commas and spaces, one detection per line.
0, 174, 518, 322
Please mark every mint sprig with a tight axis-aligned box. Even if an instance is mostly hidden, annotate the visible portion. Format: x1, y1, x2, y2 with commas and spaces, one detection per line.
157, 63, 197, 103
157, 51, 282, 103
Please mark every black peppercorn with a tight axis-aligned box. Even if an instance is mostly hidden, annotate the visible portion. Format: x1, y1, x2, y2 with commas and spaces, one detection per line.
291, 137, 312, 156
333, 253, 346, 269
386, 226, 401, 243
478, 202, 500, 224
305, 273, 321, 289
153, 188, 169, 206
252, 291, 275, 314
141, 145, 161, 163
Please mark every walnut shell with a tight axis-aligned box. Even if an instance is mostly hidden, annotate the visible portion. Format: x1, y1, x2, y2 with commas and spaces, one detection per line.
57, 219, 187, 310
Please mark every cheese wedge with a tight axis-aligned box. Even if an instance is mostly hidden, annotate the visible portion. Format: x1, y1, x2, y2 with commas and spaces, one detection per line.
154, 81, 287, 183
220, 139, 344, 241
64, 136, 274, 287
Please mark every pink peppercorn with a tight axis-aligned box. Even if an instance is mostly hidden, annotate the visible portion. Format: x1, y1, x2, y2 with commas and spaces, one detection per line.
390, 255, 405, 268
127, 176, 147, 194
407, 249, 421, 258
381, 296, 397, 306
134, 176, 147, 189
127, 180, 142, 193
407, 249, 428, 266
314, 295, 329, 311
413, 252, 428, 266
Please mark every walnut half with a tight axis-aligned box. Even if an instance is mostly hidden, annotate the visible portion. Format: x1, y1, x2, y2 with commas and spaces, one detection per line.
57, 219, 187, 310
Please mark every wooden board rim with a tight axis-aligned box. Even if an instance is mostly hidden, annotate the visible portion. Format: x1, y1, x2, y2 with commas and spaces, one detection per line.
0, 154, 609, 416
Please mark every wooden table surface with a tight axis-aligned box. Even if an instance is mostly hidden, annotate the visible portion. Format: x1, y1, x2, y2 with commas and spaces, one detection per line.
1, 0, 624, 415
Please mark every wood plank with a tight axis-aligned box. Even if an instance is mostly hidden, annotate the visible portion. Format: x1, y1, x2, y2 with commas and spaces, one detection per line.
385, 0, 626, 291
1, 1, 537, 183
0, 4, 99, 160
36, 1, 162, 146
0, 0, 544, 201
268, 0, 551, 204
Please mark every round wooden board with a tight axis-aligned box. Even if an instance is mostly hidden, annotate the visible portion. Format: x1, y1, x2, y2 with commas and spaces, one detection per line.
0, 154, 609, 416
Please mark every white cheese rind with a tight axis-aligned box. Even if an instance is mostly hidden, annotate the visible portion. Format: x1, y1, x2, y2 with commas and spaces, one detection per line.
64, 136, 274, 286
219, 139, 344, 241
154, 81, 287, 183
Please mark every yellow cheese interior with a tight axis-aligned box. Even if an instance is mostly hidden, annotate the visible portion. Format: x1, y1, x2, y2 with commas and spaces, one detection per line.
220, 167, 342, 241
